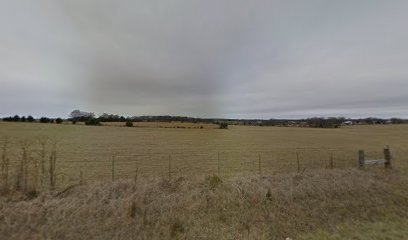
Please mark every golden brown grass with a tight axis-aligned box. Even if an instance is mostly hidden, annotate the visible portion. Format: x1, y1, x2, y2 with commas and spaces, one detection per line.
1, 122, 408, 188
1, 122, 407, 239
1, 169, 407, 240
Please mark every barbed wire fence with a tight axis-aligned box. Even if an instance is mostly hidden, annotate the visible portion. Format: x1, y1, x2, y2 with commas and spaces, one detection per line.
1, 136, 406, 190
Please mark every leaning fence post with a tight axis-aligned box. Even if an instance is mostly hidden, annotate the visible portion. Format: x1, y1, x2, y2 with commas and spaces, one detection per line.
384, 147, 392, 169
358, 150, 365, 168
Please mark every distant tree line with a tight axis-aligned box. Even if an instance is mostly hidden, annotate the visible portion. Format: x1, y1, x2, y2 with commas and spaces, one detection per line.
68, 111, 218, 126
130, 115, 215, 124
235, 117, 408, 128
2, 115, 63, 124
2, 115, 35, 122
3, 110, 408, 129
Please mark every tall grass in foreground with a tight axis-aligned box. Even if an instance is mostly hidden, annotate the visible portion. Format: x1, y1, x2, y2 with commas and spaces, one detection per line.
15, 140, 31, 191
1, 136, 9, 189
0, 136, 58, 193
0, 169, 407, 240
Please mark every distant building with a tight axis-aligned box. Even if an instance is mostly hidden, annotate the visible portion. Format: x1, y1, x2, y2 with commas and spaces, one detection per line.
342, 120, 353, 125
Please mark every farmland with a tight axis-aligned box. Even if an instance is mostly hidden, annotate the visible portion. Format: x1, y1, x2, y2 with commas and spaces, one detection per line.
1, 121, 408, 189
1, 122, 408, 239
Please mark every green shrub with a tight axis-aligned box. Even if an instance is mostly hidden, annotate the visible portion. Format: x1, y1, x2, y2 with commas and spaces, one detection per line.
85, 118, 101, 126
55, 118, 63, 124
125, 121, 133, 127
207, 174, 222, 190
27, 116, 35, 122
219, 122, 228, 129
39, 117, 51, 123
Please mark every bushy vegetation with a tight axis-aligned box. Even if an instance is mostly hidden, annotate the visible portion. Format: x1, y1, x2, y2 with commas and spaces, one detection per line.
2, 115, 21, 122
27, 116, 34, 122
40, 117, 52, 123
69, 109, 95, 122
98, 113, 126, 122
125, 121, 134, 127
55, 118, 63, 124
218, 122, 228, 129
85, 118, 101, 126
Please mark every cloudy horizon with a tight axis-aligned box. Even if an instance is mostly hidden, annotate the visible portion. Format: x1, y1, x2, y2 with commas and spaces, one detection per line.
1, 0, 408, 119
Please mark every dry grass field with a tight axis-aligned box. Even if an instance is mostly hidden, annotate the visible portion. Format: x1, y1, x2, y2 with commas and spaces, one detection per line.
1, 122, 408, 239
1, 169, 408, 240
1, 121, 408, 189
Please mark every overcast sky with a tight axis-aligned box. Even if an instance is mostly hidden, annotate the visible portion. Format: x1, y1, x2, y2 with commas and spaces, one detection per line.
1, 0, 407, 119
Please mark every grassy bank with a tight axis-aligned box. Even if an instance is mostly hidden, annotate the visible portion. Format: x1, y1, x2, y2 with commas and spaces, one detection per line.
1, 168, 407, 239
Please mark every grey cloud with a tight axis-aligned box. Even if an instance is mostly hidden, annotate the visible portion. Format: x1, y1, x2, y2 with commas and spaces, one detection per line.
0, 0, 408, 118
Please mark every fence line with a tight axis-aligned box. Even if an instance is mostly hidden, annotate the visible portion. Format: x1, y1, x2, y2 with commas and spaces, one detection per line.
1, 142, 405, 190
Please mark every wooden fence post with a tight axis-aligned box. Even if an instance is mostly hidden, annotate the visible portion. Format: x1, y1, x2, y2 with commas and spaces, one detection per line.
168, 154, 171, 181
111, 155, 115, 182
217, 152, 220, 176
358, 150, 365, 168
296, 152, 300, 173
135, 164, 139, 185
49, 146, 57, 189
79, 170, 83, 185
330, 152, 334, 169
384, 147, 392, 169
258, 153, 261, 177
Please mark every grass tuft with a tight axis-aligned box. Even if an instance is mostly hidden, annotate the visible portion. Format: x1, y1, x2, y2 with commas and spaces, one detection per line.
170, 219, 185, 238
207, 174, 222, 190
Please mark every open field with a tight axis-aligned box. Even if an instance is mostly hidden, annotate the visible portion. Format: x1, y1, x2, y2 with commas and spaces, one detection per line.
1, 122, 408, 239
1, 122, 408, 189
